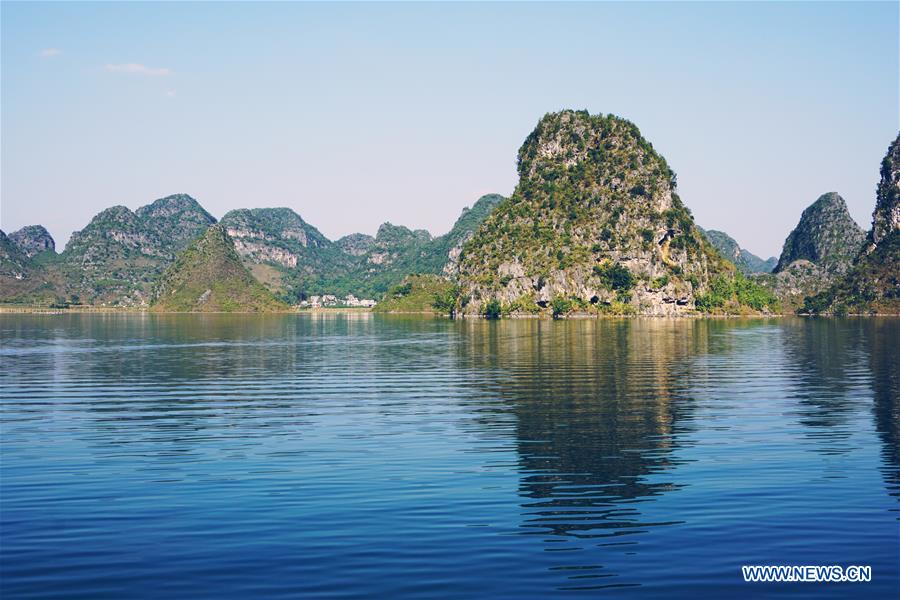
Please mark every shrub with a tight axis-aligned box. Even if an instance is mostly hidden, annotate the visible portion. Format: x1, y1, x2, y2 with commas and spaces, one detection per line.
696, 274, 777, 313
483, 299, 502, 319
593, 263, 635, 291
389, 282, 412, 298
801, 291, 833, 315
551, 295, 572, 318
431, 285, 460, 315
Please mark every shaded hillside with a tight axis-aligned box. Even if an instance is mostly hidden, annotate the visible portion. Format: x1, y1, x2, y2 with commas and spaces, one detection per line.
151, 225, 287, 312
455, 110, 774, 316
701, 228, 776, 274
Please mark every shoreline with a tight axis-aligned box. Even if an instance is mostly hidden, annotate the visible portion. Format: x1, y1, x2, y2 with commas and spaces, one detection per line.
2, 305, 897, 318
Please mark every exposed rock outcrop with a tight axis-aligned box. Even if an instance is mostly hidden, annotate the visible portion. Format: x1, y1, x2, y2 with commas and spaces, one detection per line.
871, 133, 900, 246
9, 225, 55, 257
336, 233, 375, 257
218, 207, 354, 298
0, 231, 59, 303
455, 110, 755, 316
762, 192, 867, 309
774, 192, 865, 275
135, 194, 216, 252
802, 133, 900, 314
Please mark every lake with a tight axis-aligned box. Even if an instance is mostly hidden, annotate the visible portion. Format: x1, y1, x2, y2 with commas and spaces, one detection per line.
1, 314, 897, 598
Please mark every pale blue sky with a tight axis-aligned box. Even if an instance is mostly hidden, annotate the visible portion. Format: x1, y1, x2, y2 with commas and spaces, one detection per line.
2, 1, 897, 258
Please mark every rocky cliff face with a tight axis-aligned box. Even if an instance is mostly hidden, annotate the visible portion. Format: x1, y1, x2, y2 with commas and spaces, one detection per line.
218, 207, 354, 300
441, 194, 505, 276
9, 225, 55, 257
763, 192, 866, 308
336, 233, 375, 256
455, 110, 742, 316
872, 133, 900, 246
802, 132, 900, 314
366, 223, 433, 268
220, 207, 335, 271
0, 231, 30, 276
151, 224, 286, 312
774, 192, 865, 275
701, 229, 776, 274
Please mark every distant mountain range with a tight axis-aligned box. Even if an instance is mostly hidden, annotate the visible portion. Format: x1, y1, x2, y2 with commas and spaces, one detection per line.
699, 229, 777, 275
0, 192, 505, 306
1, 113, 896, 315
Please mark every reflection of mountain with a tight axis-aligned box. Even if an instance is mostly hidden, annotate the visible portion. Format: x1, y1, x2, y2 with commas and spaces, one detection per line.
21, 314, 387, 449
867, 319, 900, 501
457, 319, 712, 542
777, 317, 899, 497
778, 319, 870, 454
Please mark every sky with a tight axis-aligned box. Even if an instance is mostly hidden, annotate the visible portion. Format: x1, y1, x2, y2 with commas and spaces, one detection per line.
2, 2, 897, 258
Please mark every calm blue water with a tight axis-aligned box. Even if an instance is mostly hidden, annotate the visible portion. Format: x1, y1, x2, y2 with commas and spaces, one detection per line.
1, 315, 897, 598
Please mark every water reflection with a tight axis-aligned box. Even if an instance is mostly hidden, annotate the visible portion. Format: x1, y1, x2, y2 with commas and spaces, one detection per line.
2, 314, 897, 598
866, 318, 900, 504
776, 319, 873, 456
450, 319, 719, 589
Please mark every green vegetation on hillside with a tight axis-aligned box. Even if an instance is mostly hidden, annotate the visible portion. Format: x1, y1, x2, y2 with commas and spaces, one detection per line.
372, 274, 458, 314
801, 225, 899, 315
215, 195, 503, 303
314, 194, 505, 299
151, 225, 288, 312
219, 207, 355, 303
695, 273, 779, 313
455, 109, 745, 316
701, 228, 776, 274
52, 194, 216, 305
795, 134, 900, 315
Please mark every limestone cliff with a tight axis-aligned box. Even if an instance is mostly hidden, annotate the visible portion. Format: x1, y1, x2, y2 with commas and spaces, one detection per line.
454, 110, 771, 316
774, 192, 865, 275
802, 133, 900, 314
754, 192, 867, 310
9, 225, 55, 258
